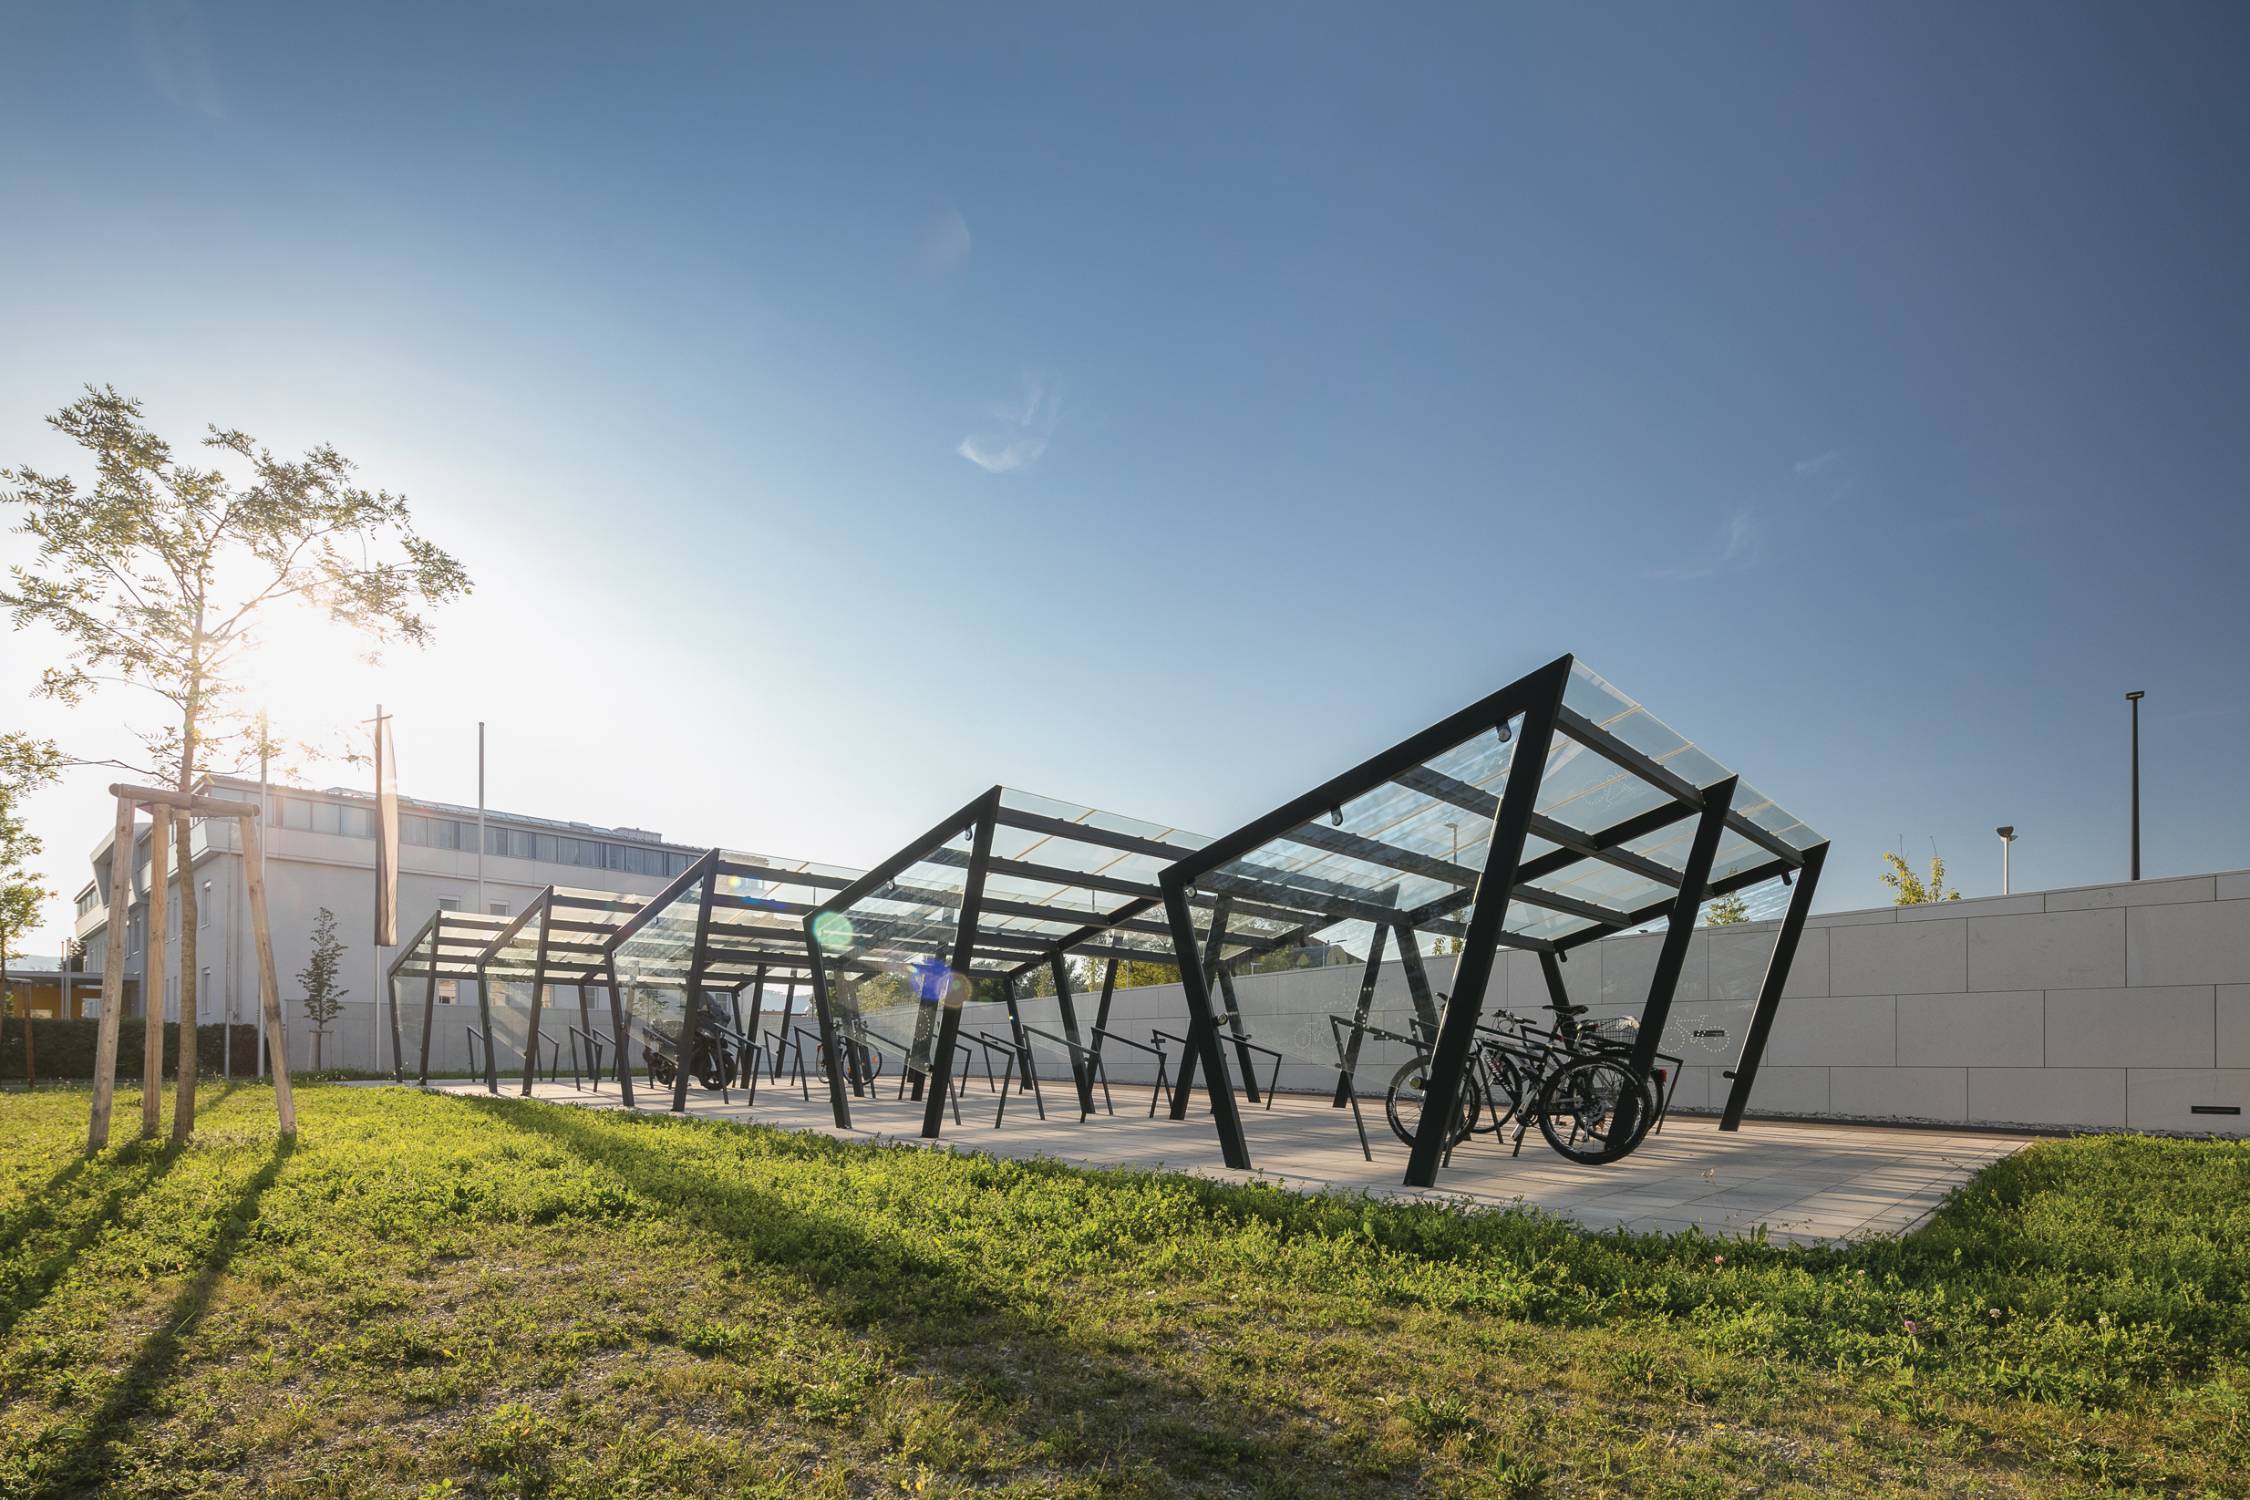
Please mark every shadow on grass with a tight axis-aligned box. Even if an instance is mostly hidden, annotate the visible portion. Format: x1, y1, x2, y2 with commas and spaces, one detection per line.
25, 1137, 294, 1500
0, 1142, 190, 1346
459, 1094, 1375, 1495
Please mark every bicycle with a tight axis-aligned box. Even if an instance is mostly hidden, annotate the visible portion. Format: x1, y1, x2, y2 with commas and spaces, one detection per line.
1383, 1000, 1666, 1166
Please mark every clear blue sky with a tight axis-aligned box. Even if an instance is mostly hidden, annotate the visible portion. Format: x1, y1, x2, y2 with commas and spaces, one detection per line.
3, 2, 2246, 949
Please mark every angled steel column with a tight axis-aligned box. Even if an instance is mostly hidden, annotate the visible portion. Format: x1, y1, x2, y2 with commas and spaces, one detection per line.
744, 964, 768, 1077
474, 956, 498, 1094
921, 791, 1000, 1139
771, 980, 796, 1081
1614, 776, 1737, 1145
1406, 664, 1569, 1188
415, 920, 438, 1086
1163, 875, 1251, 1168
1213, 967, 1262, 1105
1169, 895, 1233, 1116
1332, 922, 1392, 1105
804, 944, 852, 1128
604, 954, 635, 1108
1050, 952, 1096, 1115
1536, 950, 1573, 1014
1395, 922, 1442, 1032
670, 859, 720, 1113
1720, 840, 1827, 1130
1088, 957, 1119, 1066
574, 976, 596, 1080
520, 901, 554, 1096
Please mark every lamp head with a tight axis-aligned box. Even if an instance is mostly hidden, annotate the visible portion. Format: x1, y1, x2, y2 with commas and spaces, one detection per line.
2126, 690, 2145, 702
1996, 825, 2015, 841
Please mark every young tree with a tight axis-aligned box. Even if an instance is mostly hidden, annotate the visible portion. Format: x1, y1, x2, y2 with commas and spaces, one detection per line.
1702, 892, 1750, 926
1879, 851, 1961, 906
0, 734, 63, 1059
2, 387, 470, 1139
297, 906, 348, 1072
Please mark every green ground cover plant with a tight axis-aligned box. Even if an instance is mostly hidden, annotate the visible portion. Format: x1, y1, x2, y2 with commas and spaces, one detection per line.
0, 1085, 2241, 1497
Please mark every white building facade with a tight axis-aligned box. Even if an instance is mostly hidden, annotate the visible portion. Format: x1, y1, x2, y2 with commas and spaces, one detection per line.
72, 775, 704, 1072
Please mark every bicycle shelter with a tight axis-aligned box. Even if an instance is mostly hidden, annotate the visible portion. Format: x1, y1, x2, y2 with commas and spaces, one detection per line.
803, 787, 1332, 1140
605, 849, 865, 1111
1158, 655, 1827, 1186
384, 852, 865, 1109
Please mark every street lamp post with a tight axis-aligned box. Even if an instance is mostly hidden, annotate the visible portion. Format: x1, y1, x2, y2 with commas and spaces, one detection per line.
1995, 826, 2016, 896
2125, 691, 2145, 880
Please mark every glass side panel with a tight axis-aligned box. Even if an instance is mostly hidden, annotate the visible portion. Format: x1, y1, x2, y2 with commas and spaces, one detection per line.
810, 834, 978, 1078
610, 873, 709, 1051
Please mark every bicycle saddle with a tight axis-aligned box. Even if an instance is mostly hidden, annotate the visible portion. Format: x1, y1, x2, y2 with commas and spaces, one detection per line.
1550, 1002, 1590, 1016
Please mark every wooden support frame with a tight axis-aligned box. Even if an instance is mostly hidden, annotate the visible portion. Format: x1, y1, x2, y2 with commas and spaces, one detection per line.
90, 783, 295, 1155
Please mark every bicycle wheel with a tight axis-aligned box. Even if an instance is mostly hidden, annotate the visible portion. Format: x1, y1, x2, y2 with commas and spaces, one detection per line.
1469, 1051, 1524, 1136
1535, 1055, 1656, 1165
1385, 1057, 1480, 1150
693, 1038, 732, 1091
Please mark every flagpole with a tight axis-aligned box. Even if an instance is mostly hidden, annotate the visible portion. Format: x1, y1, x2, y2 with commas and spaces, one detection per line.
254, 709, 267, 1080
373, 703, 384, 1076
476, 722, 486, 915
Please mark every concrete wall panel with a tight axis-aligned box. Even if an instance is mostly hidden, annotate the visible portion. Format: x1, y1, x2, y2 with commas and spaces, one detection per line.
1968, 1068, 2126, 1129
1896, 991, 2044, 1067
2126, 901, 2250, 987
2221, 986, 2250, 1070
2125, 1069, 2250, 1133
1967, 909, 2126, 991
2046, 987, 2214, 1069
1831, 919, 1966, 996
1831, 1066, 1968, 1122
1763, 995, 1896, 1066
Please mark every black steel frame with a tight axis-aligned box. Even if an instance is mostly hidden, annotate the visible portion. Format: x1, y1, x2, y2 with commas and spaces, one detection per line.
1156, 654, 1829, 1184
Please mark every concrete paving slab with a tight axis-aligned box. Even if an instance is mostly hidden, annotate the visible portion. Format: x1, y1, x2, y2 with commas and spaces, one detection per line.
391, 1080, 2030, 1247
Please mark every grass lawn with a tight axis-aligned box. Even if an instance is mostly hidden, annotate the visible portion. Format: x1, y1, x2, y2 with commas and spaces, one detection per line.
0, 1086, 2243, 1498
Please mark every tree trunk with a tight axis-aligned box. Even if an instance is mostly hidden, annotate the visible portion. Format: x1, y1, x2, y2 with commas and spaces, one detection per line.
313, 1027, 323, 1073
172, 703, 202, 1143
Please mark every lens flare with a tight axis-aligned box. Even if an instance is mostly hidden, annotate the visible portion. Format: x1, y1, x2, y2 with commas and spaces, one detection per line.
810, 910, 856, 952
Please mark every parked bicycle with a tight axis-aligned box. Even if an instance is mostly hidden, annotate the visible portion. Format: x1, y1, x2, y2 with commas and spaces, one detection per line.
1382, 997, 1672, 1165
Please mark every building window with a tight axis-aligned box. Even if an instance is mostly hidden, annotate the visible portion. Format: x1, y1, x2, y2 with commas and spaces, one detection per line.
280, 797, 313, 831
342, 805, 374, 837
436, 896, 461, 912
488, 901, 510, 917
436, 978, 458, 1005
200, 882, 211, 927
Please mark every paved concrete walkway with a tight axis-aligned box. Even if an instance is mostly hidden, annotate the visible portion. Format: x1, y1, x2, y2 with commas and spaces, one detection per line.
406, 1074, 2028, 1246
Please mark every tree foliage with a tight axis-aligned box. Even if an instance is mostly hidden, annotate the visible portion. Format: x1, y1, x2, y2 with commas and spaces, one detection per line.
2, 388, 469, 1133
0, 734, 62, 1039
298, 906, 348, 1038
1879, 851, 1962, 906
1702, 892, 1750, 926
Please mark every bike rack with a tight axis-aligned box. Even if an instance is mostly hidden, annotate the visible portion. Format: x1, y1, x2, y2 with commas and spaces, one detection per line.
1090, 1026, 1170, 1119
1019, 1023, 1114, 1122
564, 1023, 614, 1093
1152, 1024, 1284, 1111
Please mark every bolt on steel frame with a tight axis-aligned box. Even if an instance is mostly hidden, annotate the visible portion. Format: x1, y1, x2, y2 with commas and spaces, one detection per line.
1157, 654, 1828, 1185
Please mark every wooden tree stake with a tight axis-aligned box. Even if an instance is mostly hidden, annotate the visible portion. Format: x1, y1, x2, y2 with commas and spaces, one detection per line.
87, 797, 137, 1154
141, 805, 171, 1137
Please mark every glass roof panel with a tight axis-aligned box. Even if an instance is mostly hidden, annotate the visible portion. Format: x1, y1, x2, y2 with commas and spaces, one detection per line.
1199, 661, 1819, 962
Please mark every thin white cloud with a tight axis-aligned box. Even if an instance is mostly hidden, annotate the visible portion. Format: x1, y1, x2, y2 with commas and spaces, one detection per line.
131, 0, 226, 119
957, 375, 1059, 475
956, 435, 1046, 474
1793, 450, 1839, 477
1647, 507, 1759, 580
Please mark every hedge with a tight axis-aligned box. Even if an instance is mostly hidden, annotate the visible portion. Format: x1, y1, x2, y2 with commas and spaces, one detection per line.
0, 1018, 262, 1082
